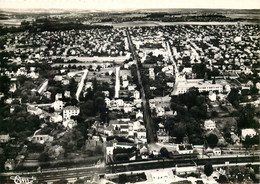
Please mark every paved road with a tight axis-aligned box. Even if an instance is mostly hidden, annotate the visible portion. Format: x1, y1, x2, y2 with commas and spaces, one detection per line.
126, 29, 157, 143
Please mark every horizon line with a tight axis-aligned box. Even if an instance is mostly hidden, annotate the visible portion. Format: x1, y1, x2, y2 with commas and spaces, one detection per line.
0, 7, 259, 11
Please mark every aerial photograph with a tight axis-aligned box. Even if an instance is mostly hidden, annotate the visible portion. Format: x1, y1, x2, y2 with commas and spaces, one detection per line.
0, 0, 259, 183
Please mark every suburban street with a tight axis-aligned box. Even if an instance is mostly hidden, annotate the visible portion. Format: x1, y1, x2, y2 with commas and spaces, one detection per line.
126, 29, 157, 143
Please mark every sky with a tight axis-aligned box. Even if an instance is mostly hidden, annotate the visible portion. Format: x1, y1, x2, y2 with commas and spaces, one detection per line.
0, 0, 259, 10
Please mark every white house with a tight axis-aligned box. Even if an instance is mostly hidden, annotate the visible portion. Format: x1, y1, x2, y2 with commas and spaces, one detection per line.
149, 68, 155, 80
122, 80, 129, 88
54, 75, 63, 81
123, 103, 133, 113
213, 148, 221, 156
136, 110, 143, 119
104, 125, 114, 136
209, 91, 217, 102
50, 113, 63, 123
52, 100, 64, 111
241, 128, 258, 141
157, 129, 170, 143
55, 93, 63, 101
64, 91, 71, 98
149, 170, 170, 183
128, 85, 136, 91
204, 120, 216, 131
0, 134, 10, 143
156, 107, 165, 117
63, 119, 77, 129
85, 82, 93, 90
133, 90, 140, 99
32, 135, 54, 144
115, 99, 124, 107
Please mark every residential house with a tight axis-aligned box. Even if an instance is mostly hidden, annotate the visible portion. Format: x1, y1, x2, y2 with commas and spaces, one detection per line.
54, 75, 63, 81
204, 120, 216, 131
213, 148, 222, 156
0, 134, 10, 143
123, 103, 133, 113
55, 93, 63, 101
209, 91, 217, 102
140, 145, 149, 159
27, 105, 43, 115
64, 91, 71, 98
104, 125, 114, 136
149, 68, 155, 80
102, 91, 109, 97
177, 144, 193, 154
230, 132, 240, 143
63, 119, 77, 129
156, 107, 165, 117
31, 132, 54, 144
63, 106, 80, 121
133, 90, 140, 99
136, 110, 143, 120
52, 100, 64, 111
85, 82, 93, 90
62, 79, 70, 85
128, 85, 136, 91
50, 113, 63, 123
241, 128, 258, 141
122, 80, 129, 88
157, 129, 170, 143
5, 159, 15, 171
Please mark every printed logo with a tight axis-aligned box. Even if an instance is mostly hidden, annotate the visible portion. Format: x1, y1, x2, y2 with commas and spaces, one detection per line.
10, 175, 36, 184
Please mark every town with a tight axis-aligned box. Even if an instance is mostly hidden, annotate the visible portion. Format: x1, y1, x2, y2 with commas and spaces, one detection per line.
0, 9, 259, 184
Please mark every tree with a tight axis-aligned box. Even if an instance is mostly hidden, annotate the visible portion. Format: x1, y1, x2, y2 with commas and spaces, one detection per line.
218, 175, 228, 183
39, 152, 49, 162
206, 134, 218, 148
204, 162, 213, 177
227, 88, 240, 107
0, 75, 10, 95
118, 174, 128, 184
53, 179, 68, 184
80, 100, 94, 117
160, 147, 169, 158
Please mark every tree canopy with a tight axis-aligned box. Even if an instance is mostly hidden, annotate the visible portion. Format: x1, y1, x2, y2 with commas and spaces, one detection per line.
204, 162, 213, 177
206, 133, 218, 148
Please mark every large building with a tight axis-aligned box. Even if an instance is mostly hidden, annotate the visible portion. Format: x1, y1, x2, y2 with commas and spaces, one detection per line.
63, 106, 80, 120
172, 74, 230, 96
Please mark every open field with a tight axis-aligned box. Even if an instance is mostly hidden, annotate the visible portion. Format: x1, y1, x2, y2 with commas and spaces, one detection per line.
93, 20, 260, 28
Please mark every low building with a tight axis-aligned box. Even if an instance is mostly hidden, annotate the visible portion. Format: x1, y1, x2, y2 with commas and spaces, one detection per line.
177, 144, 193, 154
50, 113, 63, 123
5, 159, 15, 171
0, 134, 10, 143
172, 74, 229, 95
157, 129, 170, 143
241, 128, 258, 141
32, 134, 54, 144
52, 100, 64, 111
213, 148, 221, 156
230, 132, 240, 143
209, 91, 217, 102
55, 93, 63, 101
63, 119, 77, 129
